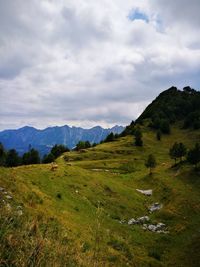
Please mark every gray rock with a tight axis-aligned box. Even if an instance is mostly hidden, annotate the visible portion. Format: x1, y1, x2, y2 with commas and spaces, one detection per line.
149, 203, 163, 212
0, 187, 4, 191
148, 224, 157, 232
128, 216, 150, 225
128, 218, 138, 225
146, 223, 167, 233
137, 216, 150, 224
136, 189, 152, 196
119, 219, 126, 224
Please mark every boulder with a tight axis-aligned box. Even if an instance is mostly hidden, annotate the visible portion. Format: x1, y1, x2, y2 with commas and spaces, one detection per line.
128, 218, 138, 225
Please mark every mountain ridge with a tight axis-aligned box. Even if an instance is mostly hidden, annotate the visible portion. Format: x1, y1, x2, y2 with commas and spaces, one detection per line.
0, 124, 124, 155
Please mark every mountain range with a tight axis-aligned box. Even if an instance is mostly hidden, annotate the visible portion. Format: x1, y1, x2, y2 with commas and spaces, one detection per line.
0, 125, 124, 155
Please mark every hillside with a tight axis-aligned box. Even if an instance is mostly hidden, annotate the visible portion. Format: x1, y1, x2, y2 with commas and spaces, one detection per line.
136, 86, 200, 129
0, 125, 124, 156
0, 124, 200, 266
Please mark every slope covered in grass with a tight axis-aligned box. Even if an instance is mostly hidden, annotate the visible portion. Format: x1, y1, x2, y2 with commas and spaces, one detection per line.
0, 125, 200, 266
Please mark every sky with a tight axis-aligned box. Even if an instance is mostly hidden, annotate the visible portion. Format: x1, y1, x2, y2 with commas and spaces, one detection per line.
0, 0, 200, 130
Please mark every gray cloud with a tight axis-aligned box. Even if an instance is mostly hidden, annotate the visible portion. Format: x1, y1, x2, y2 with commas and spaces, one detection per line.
0, 0, 200, 130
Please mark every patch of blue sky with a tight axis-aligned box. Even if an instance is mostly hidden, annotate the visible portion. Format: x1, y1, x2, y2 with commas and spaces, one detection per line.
128, 9, 149, 23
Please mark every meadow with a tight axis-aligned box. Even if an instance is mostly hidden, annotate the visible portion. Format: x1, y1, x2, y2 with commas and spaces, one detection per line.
0, 125, 200, 266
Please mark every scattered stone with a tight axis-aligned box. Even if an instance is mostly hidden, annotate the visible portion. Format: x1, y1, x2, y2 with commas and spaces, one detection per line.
128, 216, 150, 225
0, 187, 4, 191
149, 203, 163, 213
119, 219, 126, 224
137, 216, 150, 224
128, 218, 138, 225
75, 190, 79, 194
4, 191, 8, 195
136, 189, 152, 196
143, 223, 167, 233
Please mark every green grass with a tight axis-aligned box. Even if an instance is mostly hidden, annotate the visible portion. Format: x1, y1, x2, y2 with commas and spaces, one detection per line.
0, 125, 200, 266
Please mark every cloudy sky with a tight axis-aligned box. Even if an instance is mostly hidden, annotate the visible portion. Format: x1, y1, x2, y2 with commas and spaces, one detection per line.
0, 0, 200, 130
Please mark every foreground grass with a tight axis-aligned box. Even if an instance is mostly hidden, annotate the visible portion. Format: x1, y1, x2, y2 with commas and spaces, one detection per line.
0, 126, 200, 266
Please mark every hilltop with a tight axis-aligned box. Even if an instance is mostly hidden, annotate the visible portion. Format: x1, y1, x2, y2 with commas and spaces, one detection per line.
0, 87, 200, 266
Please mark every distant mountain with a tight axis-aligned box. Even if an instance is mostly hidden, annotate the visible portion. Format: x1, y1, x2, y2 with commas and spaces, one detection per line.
0, 125, 124, 156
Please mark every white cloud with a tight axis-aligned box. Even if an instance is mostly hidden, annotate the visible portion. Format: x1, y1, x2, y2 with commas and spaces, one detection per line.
0, 0, 200, 130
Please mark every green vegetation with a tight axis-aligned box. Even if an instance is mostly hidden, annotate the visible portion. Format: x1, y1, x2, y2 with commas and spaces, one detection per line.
75, 141, 91, 150
169, 142, 187, 164
145, 154, 157, 174
1, 87, 200, 266
0, 124, 200, 266
136, 86, 200, 130
187, 143, 200, 168
134, 127, 143, 146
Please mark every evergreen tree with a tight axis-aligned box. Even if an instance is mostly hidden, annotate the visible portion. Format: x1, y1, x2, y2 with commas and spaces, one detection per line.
51, 144, 69, 158
22, 148, 40, 165
145, 154, 157, 175
177, 143, 187, 162
187, 143, 200, 168
85, 141, 91, 148
169, 142, 179, 164
134, 128, 143, 146
156, 130, 162, 141
42, 153, 55, 164
75, 141, 86, 151
104, 132, 114, 142
0, 143, 6, 166
6, 149, 21, 167
169, 142, 187, 164
160, 119, 170, 134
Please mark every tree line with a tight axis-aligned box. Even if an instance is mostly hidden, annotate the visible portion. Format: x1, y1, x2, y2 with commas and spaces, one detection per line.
0, 143, 69, 167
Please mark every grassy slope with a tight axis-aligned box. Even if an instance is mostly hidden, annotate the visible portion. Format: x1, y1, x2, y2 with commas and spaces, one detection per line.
0, 126, 200, 266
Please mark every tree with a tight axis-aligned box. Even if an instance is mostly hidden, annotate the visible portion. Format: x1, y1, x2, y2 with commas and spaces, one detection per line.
177, 143, 187, 162
169, 142, 187, 164
75, 141, 86, 151
160, 119, 170, 134
6, 149, 21, 167
22, 148, 40, 165
85, 141, 91, 148
145, 154, 157, 175
51, 144, 69, 158
0, 143, 6, 166
187, 143, 200, 168
169, 142, 179, 164
134, 128, 143, 146
42, 153, 55, 164
104, 132, 114, 142
156, 130, 162, 141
